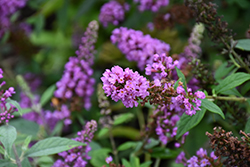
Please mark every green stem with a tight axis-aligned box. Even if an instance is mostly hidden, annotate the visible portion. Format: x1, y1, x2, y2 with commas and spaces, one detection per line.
220, 37, 250, 73
206, 95, 248, 102
137, 108, 145, 131
153, 158, 161, 167
109, 129, 119, 165
12, 145, 22, 167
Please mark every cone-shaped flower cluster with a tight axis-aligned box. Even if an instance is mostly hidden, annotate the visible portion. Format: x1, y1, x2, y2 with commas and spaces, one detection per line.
0, 69, 16, 123
111, 27, 170, 70
54, 21, 98, 110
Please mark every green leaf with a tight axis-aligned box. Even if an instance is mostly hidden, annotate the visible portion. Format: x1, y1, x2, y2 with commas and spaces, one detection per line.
244, 117, 250, 133
151, 147, 179, 159
97, 128, 109, 138
201, 99, 225, 119
40, 84, 56, 106
6, 98, 23, 116
22, 135, 32, 152
13, 108, 32, 116
117, 141, 136, 151
241, 81, 250, 95
144, 138, 160, 149
9, 118, 39, 136
140, 161, 152, 167
176, 108, 206, 139
221, 88, 242, 97
214, 62, 234, 81
22, 158, 32, 167
214, 72, 250, 94
50, 120, 63, 136
122, 159, 132, 167
24, 137, 86, 157
175, 67, 187, 91
0, 125, 17, 155
90, 148, 111, 167
113, 113, 134, 125
0, 145, 5, 155
36, 156, 54, 167
235, 39, 250, 51
130, 156, 140, 167
0, 159, 11, 167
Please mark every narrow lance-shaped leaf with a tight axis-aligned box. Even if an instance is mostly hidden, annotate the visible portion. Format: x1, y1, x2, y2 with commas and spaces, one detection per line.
176, 108, 206, 139
24, 137, 86, 157
235, 39, 250, 51
201, 99, 225, 119
40, 84, 56, 106
175, 66, 187, 91
214, 72, 250, 94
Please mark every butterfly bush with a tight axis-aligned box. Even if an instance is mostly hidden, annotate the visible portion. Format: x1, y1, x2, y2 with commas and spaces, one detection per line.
0, 0, 27, 37
134, 0, 169, 12
176, 148, 218, 167
0, 69, 16, 123
111, 27, 170, 70
101, 66, 150, 108
53, 120, 97, 167
54, 20, 98, 110
99, 1, 129, 27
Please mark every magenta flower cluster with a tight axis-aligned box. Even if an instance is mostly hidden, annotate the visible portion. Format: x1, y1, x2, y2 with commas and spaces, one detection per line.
145, 53, 179, 80
176, 148, 218, 167
133, 0, 169, 12
55, 21, 98, 110
99, 1, 129, 27
53, 120, 97, 167
111, 27, 170, 70
0, 69, 16, 123
54, 57, 95, 110
173, 86, 205, 116
101, 66, 150, 108
0, 0, 27, 37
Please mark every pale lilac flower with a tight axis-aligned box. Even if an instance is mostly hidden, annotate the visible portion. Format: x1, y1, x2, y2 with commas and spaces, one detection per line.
105, 156, 113, 164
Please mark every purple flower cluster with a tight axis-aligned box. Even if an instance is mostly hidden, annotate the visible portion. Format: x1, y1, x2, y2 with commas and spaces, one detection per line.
134, 0, 169, 12
173, 86, 205, 116
0, 0, 27, 37
75, 20, 99, 65
53, 120, 97, 167
111, 27, 170, 70
54, 57, 95, 110
176, 148, 218, 167
145, 53, 179, 80
154, 106, 189, 145
55, 21, 98, 110
0, 69, 16, 123
99, 1, 129, 27
101, 66, 149, 108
